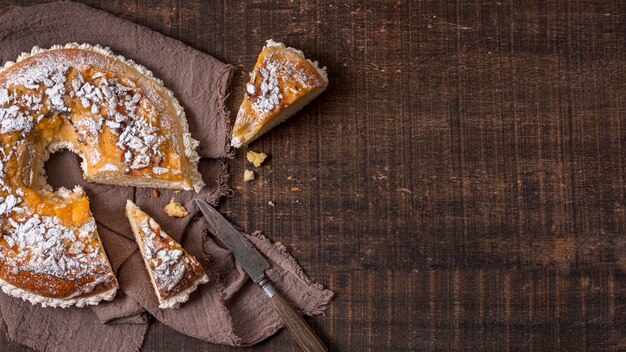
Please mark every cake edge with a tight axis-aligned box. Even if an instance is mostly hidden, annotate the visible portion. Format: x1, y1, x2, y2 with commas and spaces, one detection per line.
265, 39, 329, 84
0, 277, 117, 308
158, 273, 209, 309
1, 43, 204, 192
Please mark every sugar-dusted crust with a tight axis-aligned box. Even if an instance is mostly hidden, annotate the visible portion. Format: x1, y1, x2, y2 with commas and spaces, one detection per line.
126, 200, 208, 309
231, 40, 328, 148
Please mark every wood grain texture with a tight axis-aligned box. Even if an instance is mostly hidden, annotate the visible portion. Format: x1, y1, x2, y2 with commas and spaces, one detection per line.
0, 0, 625, 351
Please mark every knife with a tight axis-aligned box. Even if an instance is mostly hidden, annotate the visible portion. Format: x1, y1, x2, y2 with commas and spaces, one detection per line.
195, 199, 328, 352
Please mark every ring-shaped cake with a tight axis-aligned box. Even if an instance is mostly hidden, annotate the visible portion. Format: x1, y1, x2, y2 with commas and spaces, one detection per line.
0, 43, 203, 307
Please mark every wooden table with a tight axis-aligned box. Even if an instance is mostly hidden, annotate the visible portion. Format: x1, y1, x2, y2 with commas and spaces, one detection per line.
1, 0, 625, 351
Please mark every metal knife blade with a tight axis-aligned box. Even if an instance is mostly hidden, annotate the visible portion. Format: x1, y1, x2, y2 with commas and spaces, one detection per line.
195, 199, 269, 283
195, 199, 328, 351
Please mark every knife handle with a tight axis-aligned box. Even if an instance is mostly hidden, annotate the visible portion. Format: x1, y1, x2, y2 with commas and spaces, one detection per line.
260, 279, 328, 352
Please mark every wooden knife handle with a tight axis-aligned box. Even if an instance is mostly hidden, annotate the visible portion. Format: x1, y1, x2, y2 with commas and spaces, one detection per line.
261, 279, 328, 352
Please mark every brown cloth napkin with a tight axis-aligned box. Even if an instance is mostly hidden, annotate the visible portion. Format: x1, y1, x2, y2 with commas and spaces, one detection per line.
0, 2, 333, 352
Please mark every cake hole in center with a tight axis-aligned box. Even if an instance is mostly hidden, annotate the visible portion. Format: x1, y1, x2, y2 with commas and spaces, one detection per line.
44, 149, 86, 191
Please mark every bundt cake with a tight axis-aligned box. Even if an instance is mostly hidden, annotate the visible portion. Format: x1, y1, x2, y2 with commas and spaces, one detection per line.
0, 43, 204, 307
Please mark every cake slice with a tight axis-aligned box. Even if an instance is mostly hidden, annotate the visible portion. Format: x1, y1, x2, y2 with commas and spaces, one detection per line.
125, 200, 208, 308
231, 40, 328, 147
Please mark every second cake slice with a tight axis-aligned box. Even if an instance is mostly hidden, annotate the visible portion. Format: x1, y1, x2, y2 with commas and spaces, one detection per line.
125, 200, 208, 308
231, 40, 329, 148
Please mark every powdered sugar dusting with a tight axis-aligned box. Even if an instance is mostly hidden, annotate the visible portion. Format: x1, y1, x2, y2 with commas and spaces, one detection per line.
0, 194, 23, 216
248, 47, 326, 122
139, 218, 189, 292
99, 163, 119, 172
0, 89, 9, 106
0, 216, 109, 282
0, 106, 34, 134
0, 52, 169, 174
152, 166, 169, 175
75, 116, 104, 145
116, 113, 164, 170
250, 60, 283, 119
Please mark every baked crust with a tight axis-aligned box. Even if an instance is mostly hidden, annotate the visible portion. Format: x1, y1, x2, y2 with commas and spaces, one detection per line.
0, 43, 204, 307
0, 278, 117, 308
126, 200, 208, 309
231, 40, 328, 148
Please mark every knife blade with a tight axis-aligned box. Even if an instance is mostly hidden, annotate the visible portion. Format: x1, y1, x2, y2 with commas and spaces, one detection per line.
195, 199, 269, 283
195, 199, 328, 352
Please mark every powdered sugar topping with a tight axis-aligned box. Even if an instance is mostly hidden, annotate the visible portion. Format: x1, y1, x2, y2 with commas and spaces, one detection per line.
0, 57, 167, 173
139, 218, 188, 292
0, 216, 108, 282
0, 106, 34, 135
152, 167, 169, 175
99, 163, 119, 172
251, 59, 283, 119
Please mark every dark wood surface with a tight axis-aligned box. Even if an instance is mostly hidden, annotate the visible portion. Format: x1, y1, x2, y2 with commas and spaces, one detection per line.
1, 0, 625, 351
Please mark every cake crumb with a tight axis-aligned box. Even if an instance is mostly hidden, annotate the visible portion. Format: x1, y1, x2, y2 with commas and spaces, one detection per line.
268, 200, 275, 207
244, 170, 255, 182
164, 198, 188, 217
152, 189, 160, 198
246, 151, 267, 167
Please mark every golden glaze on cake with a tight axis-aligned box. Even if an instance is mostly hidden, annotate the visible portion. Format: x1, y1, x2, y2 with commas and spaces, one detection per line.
231, 40, 328, 148
126, 200, 208, 309
0, 43, 203, 307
